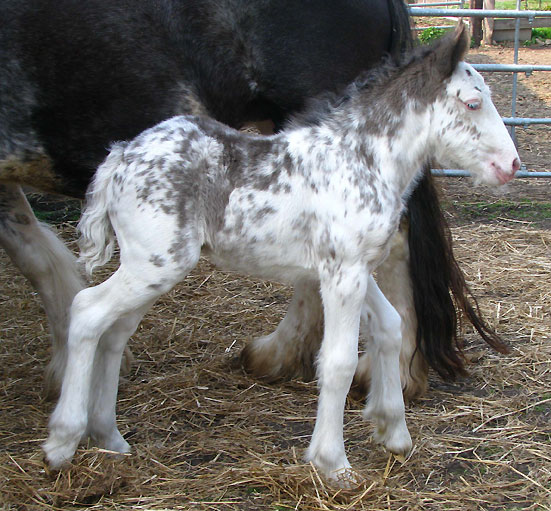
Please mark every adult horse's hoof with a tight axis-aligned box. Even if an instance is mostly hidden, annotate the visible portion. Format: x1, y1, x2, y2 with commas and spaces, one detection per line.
240, 333, 317, 382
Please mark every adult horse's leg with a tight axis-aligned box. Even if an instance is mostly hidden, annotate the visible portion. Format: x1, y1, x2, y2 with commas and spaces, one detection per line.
240, 278, 322, 382
0, 184, 134, 397
0, 184, 85, 397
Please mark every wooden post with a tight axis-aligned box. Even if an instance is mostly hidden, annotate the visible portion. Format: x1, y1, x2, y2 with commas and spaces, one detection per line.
470, 0, 483, 47
483, 0, 495, 44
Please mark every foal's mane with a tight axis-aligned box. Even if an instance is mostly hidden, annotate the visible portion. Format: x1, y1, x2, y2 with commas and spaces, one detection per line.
285, 30, 460, 130
282, 60, 395, 129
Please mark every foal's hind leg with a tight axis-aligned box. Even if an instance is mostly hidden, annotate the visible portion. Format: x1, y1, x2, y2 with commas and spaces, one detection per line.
362, 276, 412, 457
85, 302, 153, 453
43, 262, 184, 469
355, 225, 428, 401
240, 278, 322, 381
0, 184, 85, 397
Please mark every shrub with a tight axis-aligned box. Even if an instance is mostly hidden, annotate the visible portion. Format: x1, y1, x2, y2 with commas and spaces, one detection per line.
419, 26, 446, 44
532, 27, 551, 39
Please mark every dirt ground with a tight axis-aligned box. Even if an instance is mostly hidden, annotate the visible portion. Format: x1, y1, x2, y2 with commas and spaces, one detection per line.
1, 44, 551, 510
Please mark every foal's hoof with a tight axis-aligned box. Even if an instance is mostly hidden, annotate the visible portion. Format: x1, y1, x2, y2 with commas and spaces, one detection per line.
372, 421, 412, 458
43, 437, 79, 470
305, 445, 362, 489
92, 429, 131, 455
326, 467, 365, 489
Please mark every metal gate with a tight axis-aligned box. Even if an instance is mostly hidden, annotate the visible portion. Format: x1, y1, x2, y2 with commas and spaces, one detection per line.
409, 2, 551, 177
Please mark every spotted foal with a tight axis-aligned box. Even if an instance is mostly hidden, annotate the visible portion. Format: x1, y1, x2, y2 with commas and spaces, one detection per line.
44, 24, 519, 484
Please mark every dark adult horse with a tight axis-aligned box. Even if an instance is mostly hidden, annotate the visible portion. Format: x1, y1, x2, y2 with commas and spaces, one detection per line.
0, 0, 505, 399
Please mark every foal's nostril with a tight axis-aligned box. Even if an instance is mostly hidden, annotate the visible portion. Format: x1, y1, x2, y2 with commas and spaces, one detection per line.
512, 157, 521, 173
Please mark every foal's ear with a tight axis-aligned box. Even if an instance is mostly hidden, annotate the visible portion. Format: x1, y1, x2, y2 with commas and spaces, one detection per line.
435, 21, 470, 78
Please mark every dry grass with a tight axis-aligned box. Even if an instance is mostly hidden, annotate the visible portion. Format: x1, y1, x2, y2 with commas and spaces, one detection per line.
1, 198, 551, 510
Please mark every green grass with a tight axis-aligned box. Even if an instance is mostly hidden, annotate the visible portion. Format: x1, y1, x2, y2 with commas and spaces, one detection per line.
533, 393, 551, 413
245, 487, 262, 495
416, 0, 551, 8
495, 0, 551, 9
33, 208, 81, 223
523, 27, 551, 45
27, 195, 81, 224
446, 199, 551, 224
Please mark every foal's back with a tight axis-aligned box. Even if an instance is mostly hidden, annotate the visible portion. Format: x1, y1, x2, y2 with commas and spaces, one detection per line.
101, 115, 312, 282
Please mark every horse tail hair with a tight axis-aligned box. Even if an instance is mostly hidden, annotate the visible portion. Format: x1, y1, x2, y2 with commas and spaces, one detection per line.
407, 167, 509, 381
387, 0, 415, 59
78, 143, 126, 275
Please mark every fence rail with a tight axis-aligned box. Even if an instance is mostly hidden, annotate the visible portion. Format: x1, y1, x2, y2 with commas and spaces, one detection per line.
409, 8, 551, 19
503, 117, 551, 126
471, 63, 551, 73
431, 169, 551, 177
413, 25, 456, 30
409, 2, 464, 7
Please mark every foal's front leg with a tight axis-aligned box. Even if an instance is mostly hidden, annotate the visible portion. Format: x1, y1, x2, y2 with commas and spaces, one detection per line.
306, 265, 368, 485
362, 276, 412, 457
355, 225, 429, 401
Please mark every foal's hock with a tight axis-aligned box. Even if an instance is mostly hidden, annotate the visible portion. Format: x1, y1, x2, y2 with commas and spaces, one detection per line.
44, 25, 518, 485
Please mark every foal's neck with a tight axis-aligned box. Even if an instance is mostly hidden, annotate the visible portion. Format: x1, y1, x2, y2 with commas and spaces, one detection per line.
322, 91, 434, 195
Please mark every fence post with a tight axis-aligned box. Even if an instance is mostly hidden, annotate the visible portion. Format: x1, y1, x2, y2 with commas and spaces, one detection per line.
470, 0, 484, 46
483, 0, 495, 43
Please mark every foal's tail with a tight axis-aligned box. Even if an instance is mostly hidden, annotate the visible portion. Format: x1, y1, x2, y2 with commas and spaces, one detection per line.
78, 144, 126, 275
407, 167, 509, 381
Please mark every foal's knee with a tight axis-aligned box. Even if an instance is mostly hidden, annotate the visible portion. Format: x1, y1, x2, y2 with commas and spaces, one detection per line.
376, 307, 402, 355
68, 288, 113, 344
318, 351, 358, 389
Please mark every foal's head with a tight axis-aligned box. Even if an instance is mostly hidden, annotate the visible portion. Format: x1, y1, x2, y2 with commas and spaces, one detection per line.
422, 23, 520, 185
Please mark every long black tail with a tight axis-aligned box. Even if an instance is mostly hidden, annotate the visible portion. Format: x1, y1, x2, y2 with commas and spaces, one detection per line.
407, 169, 509, 381
387, 0, 415, 58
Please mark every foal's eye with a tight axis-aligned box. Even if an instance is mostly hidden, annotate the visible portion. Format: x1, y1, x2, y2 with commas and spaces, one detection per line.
464, 99, 481, 111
